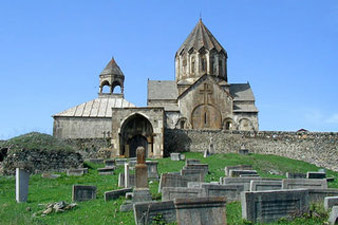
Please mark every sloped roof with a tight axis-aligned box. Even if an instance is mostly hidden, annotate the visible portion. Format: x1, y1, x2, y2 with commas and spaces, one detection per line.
229, 83, 256, 101
100, 58, 124, 76
53, 95, 135, 117
176, 19, 227, 55
148, 80, 178, 100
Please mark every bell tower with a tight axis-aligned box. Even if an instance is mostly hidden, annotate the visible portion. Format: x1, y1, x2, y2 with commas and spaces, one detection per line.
99, 57, 125, 96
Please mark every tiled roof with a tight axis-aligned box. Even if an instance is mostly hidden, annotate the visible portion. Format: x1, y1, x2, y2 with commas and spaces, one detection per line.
53, 95, 135, 117
148, 80, 178, 100
176, 19, 226, 55
100, 57, 124, 76
229, 83, 256, 101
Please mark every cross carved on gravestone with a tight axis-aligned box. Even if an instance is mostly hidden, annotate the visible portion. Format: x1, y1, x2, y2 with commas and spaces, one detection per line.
199, 83, 212, 106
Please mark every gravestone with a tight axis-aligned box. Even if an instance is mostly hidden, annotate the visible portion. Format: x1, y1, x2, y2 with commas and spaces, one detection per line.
158, 173, 189, 193
240, 174, 260, 178
229, 169, 257, 177
162, 187, 206, 201
132, 188, 152, 202
72, 185, 96, 202
135, 147, 148, 188
222, 177, 281, 191
133, 201, 176, 225
184, 164, 208, 176
124, 163, 130, 188
104, 159, 115, 167
225, 165, 252, 176
249, 180, 282, 191
186, 159, 200, 166
89, 158, 104, 164
115, 158, 128, 166
146, 161, 159, 179
118, 173, 135, 188
181, 169, 205, 182
285, 172, 306, 179
241, 189, 309, 223
104, 188, 133, 201
282, 179, 328, 189
41, 173, 60, 179
174, 197, 227, 225
16, 168, 30, 203
324, 196, 338, 210
239, 145, 249, 155
308, 189, 338, 203
67, 168, 88, 176
202, 183, 245, 202
307, 171, 326, 179
170, 153, 181, 161
328, 206, 338, 225
97, 166, 115, 175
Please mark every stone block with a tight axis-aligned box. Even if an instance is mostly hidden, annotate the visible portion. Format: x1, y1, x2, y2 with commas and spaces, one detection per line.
222, 177, 281, 191
158, 173, 188, 193
308, 189, 338, 203
238, 149, 249, 155
170, 153, 181, 161
229, 169, 257, 177
185, 158, 200, 166
240, 174, 260, 178
104, 159, 115, 167
324, 196, 338, 211
135, 164, 148, 188
104, 188, 132, 201
162, 187, 206, 201
187, 182, 209, 188
241, 189, 309, 223
41, 173, 60, 179
286, 172, 306, 179
89, 158, 104, 164
115, 158, 128, 166
133, 188, 152, 202
16, 168, 30, 203
133, 201, 176, 225
146, 161, 159, 179
180, 169, 205, 182
118, 173, 135, 188
225, 165, 252, 176
249, 180, 282, 191
174, 197, 227, 225
282, 178, 328, 189
180, 154, 185, 160
72, 185, 96, 202
97, 166, 115, 175
67, 168, 88, 176
202, 183, 245, 202
184, 164, 208, 176
307, 171, 326, 179
328, 206, 338, 225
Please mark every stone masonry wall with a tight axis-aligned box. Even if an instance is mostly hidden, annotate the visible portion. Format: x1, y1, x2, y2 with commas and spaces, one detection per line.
165, 129, 338, 171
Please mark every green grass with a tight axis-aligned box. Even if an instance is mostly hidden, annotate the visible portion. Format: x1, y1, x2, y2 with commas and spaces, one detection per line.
1, 152, 337, 225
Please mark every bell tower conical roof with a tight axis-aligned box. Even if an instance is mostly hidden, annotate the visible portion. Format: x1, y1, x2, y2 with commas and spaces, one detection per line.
99, 57, 125, 96
100, 57, 124, 76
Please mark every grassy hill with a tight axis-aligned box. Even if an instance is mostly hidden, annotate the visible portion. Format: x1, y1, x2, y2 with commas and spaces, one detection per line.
0, 152, 337, 225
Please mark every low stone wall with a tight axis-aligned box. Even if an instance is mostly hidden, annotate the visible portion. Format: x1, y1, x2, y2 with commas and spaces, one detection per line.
165, 129, 338, 171
2, 148, 83, 175
65, 138, 111, 159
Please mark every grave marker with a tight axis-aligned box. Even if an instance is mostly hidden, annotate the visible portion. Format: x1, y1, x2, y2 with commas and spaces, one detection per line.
158, 173, 188, 193
324, 196, 338, 211
133, 201, 176, 225
282, 179, 328, 189
307, 171, 326, 179
249, 180, 282, 191
67, 168, 88, 176
229, 169, 257, 177
16, 168, 30, 203
170, 153, 181, 161
202, 183, 245, 202
72, 185, 96, 202
104, 188, 132, 201
162, 187, 206, 201
225, 165, 252, 176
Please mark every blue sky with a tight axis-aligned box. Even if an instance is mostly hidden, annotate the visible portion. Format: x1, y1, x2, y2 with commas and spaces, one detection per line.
0, 0, 337, 140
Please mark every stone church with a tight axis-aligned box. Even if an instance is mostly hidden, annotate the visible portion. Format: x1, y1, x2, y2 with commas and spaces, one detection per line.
53, 19, 258, 158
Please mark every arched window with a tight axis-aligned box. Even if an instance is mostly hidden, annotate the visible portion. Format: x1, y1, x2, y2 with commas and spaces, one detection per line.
113, 85, 122, 94
219, 60, 223, 76
191, 57, 195, 74
201, 55, 206, 73
180, 120, 185, 129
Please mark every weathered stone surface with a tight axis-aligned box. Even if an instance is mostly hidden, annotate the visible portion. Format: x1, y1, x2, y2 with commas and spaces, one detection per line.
180, 169, 205, 182
135, 147, 148, 188
89, 158, 104, 164
118, 173, 135, 188
229, 169, 257, 177
104, 159, 115, 167
97, 166, 115, 175
308, 189, 338, 203
307, 171, 326, 179
72, 185, 96, 202
170, 153, 181, 161
132, 188, 152, 202
104, 188, 132, 201
41, 173, 60, 179
239, 174, 260, 178
282, 179, 328, 189
174, 197, 227, 225
146, 161, 159, 179
115, 158, 128, 166
184, 164, 208, 176
162, 187, 206, 201
186, 159, 200, 166
225, 165, 252, 176
324, 196, 338, 211
67, 168, 88, 176
136, 147, 146, 164
238, 149, 249, 155
16, 168, 30, 203
202, 183, 245, 202
222, 177, 281, 191
249, 180, 282, 191
241, 189, 309, 223
133, 201, 176, 225
124, 163, 130, 188
285, 172, 307, 179
328, 206, 338, 225
158, 173, 189, 192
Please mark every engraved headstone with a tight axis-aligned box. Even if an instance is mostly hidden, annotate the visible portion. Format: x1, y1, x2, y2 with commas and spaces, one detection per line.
97, 166, 115, 175
285, 172, 306, 179
328, 206, 338, 225
202, 183, 245, 202
67, 168, 88, 176
170, 153, 181, 161
135, 147, 148, 188
133, 201, 176, 225
124, 163, 130, 188
229, 169, 257, 177
104, 159, 115, 167
162, 187, 206, 201
72, 185, 97, 202
115, 158, 128, 166
158, 173, 189, 193
104, 188, 132, 201
16, 168, 30, 203
181, 169, 205, 182
225, 165, 253, 176
146, 161, 159, 179
282, 179, 328, 189
308, 189, 338, 203
249, 180, 282, 191
307, 171, 326, 179
186, 159, 200, 166
324, 196, 338, 211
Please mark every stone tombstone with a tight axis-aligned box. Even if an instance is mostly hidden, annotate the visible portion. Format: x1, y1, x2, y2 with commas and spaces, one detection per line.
282, 178, 328, 189
115, 158, 128, 166
162, 187, 206, 201
221, 177, 281, 191
241, 189, 310, 223
225, 165, 252, 176
97, 166, 115, 175
308, 189, 338, 203
118, 173, 135, 188
72, 185, 97, 202
124, 163, 130, 188
328, 206, 338, 225
307, 171, 326, 179
174, 197, 227, 225
104, 159, 115, 167
285, 172, 307, 179
202, 183, 245, 202
170, 153, 181, 161
249, 180, 282, 191
104, 188, 132, 201
184, 164, 209, 176
67, 168, 88, 176
240, 174, 260, 178
158, 173, 189, 193
180, 169, 205, 182
146, 161, 159, 179
132, 188, 152, 202
133, 201, 176, 225
186, 159, 200, 166
135, 147, 148, 188
16, 168, 30, 203
324, 196, 338, 211
89, 158, 104, 164
229, 169, 257, 177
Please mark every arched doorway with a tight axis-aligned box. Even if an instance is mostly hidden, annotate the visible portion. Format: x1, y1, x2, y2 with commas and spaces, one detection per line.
120, 114, 153, 158
191, 104, 222, 129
